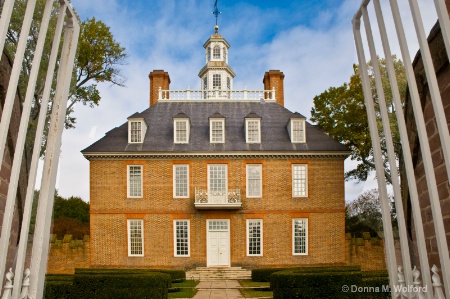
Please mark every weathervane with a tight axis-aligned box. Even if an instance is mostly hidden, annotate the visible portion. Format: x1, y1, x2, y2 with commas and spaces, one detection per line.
212, 0, 221, 32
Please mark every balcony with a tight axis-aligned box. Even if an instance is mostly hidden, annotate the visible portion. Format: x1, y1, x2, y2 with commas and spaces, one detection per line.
158, 88, 276, 101
194, 188, 242, 209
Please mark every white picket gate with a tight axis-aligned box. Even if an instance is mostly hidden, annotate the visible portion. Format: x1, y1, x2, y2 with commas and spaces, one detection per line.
0, 1, 79, 298
352, 0, 450, 298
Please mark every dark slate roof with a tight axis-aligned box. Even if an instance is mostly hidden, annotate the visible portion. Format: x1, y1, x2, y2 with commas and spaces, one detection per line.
173, 112, 189, 119
82, 101, 350, 154
209, 112, 225, 119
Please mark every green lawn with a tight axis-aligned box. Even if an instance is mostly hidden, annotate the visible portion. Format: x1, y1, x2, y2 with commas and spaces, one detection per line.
239, 280, 273, 298
168, 280, 199, 298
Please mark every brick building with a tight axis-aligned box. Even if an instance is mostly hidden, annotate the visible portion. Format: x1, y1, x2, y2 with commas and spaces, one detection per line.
82, 29, 350, 269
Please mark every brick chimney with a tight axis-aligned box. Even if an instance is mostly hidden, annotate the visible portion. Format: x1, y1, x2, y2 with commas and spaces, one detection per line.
263, 70, 285, 106
149, 70, 171, 106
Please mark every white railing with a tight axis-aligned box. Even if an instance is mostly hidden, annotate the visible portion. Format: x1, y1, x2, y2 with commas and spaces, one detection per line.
0, 1, 80, 298
194, 188, 241, 205
353, 0, 450, 298
158, 87, 276, 101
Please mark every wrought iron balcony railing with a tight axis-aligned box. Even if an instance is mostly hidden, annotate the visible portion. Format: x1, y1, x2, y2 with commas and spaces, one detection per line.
194, 188, 242, 209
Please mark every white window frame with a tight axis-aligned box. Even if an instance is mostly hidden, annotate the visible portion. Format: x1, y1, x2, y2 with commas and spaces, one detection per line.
246, 164, 262, 198
174, 119, 190, 144
128, 119, 146, 143
207, 164, 228, 194
213, 74, 221, 90
174, 220, 190, 257
246, 219, 263, 256
213, 45, 221, 59
127, 165, 143, 198
210, 119, 225, 143
127, 219, 144, 257
292, 164, 308, 197
291, 119, 306, 143
292, 218, 308, 255
173, 165, 189, 198
245, 118, 261, 143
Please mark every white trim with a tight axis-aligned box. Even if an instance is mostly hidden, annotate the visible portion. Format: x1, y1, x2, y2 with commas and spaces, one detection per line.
245, 118, 261, 143
246, 164, 262, 198
127, 165, 143, 198
207, 164, 228, 196
210, 119, 225, 143
292, 218, 308, 255
173, 119, 190, 144
173, 164, 190, 198
290, 119, 306, 143
246, 219, 263, 256
127, 219, 144, 257
292, 164, 308, 198
159, 99, 277, 103
173, 220, 190, 257
206, 219, 231, 267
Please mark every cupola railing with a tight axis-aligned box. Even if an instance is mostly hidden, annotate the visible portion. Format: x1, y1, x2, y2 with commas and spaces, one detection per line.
158, 87, 276, 101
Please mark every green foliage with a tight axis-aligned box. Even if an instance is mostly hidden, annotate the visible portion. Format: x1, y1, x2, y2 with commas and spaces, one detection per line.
346, 189, 397, 237
44, 271, 171, 299
311, 56, 406, 184
51, 217, 89, 239
251, 268, 285, 282
53, 194, 90, 223
75, 268, 186, 283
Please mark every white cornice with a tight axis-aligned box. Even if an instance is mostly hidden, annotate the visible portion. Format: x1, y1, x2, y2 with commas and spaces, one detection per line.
82, 151, 351, 160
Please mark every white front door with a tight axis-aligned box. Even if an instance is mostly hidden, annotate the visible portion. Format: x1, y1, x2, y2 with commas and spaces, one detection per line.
207, 220, 230, 267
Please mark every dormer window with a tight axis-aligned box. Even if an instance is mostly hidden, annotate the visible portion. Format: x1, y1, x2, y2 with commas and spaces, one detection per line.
128, 117, 147, 143
288, 115, 306, 143
213, 45, 220, 59
173, 113, 190, 144
209, 113, 225, 143
245, 113, 262, 143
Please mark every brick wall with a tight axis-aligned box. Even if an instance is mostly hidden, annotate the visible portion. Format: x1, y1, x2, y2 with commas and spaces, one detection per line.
46, 235, 90, 274
402, 20, 450, 268
0, 51, 29, 279
88, 157, 347, 269
46, 232, 392, 273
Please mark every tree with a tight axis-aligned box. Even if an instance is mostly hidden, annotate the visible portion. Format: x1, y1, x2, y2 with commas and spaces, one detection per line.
346, 189, 397, 237
1, 0, 127, 158
53, 194, 90, 223
311, 56, 406, 184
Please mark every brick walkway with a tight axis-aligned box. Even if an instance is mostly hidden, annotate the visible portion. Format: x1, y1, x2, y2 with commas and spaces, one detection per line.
193, 280, 243, 299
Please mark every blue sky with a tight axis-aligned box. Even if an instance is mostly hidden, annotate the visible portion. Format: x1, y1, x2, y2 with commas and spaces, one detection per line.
55, 0, 437, 201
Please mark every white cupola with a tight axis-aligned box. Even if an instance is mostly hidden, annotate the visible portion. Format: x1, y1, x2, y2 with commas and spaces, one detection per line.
198, 26, 236, 97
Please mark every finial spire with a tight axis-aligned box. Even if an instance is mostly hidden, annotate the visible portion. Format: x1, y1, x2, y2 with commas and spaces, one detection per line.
212, 0, 221, 32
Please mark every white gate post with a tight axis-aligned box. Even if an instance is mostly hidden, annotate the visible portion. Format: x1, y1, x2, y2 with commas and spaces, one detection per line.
352, 14, 398, 299
372, 0, 433, 296
27, 7, 80, 299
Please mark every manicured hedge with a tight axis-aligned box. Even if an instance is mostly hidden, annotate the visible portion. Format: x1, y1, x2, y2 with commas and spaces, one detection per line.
269, 267, 389, 299
44, 270, 174, 299
75, 268, 185, 282
271, 270, 362, 299
252, 266, 361, 282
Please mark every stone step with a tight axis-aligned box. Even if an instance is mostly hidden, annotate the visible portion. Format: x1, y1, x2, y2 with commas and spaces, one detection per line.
186, 267, 251, 280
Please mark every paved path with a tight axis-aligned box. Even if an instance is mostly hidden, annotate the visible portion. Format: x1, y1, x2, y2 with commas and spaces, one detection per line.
193, 280, 244, 299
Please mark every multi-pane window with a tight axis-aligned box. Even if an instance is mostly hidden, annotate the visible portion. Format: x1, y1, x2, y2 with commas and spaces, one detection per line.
208, 220, 228, 230
174, 220, 190, 257
227, 77, 231, 90
208, 165, 227, 195
128, 219, 144, 256
203, 76, 208, 90
213, 45, 220, 59
246, 165, 262, 197
247, 219, 263, 256
223, 48, 227, 61
292, 164, 308, 197
174, 120, 189, 143
207, 47, 211, 61
292, 120, 305, 143
292, 218, 308, 255
174, 165, 189, 198
210, 120, 225, 143
130, 121, 142, 143
127, 165, 142, 198
213, 74, 221, 90
246, 119, 261, 143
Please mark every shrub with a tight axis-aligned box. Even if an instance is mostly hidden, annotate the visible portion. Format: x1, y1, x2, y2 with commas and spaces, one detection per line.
252, 268, 285, 282
51, 217, 89, 239
252, 266, 361, 282
75, 268, 185, 282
